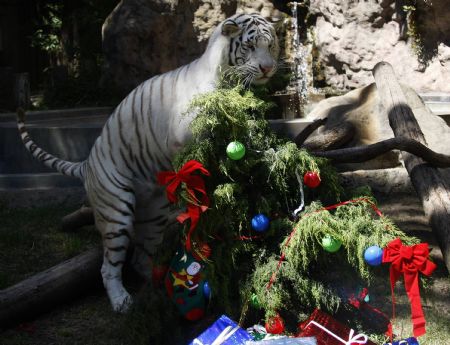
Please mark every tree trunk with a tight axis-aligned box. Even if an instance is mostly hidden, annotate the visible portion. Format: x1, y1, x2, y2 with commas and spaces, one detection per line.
0, 247, 103, 328
373, 61, 450, 271
13, 73, 31, 109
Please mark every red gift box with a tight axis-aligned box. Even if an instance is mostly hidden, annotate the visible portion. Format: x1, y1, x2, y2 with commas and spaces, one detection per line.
297, 309, 377, 345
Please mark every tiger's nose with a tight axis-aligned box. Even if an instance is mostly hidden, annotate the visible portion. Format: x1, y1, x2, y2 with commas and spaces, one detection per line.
259, 64, 274, 74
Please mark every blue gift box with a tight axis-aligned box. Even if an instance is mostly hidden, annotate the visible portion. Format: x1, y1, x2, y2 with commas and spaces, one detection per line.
189, 315, 253, 345
383, 337, 419, 345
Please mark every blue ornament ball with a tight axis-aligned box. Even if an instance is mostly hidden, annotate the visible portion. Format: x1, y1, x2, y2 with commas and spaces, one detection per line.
364, 245, 383, 266
251, 214, 270, 232
203, 281, 211, 298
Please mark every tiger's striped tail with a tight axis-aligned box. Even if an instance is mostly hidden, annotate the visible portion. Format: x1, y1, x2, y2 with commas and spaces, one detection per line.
16, 108, 86, 180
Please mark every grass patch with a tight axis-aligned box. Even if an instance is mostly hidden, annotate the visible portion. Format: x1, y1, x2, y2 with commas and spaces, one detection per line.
0, 292, 125, 345
388, 276, 450, 345
0, 203, 99, 289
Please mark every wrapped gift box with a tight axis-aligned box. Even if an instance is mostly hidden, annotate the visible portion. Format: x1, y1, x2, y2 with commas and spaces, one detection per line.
189, 315, 253, 345
297, 309, 377, 345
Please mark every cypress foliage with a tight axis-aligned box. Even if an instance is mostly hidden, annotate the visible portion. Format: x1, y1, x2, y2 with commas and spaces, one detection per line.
167, 84, 417, 331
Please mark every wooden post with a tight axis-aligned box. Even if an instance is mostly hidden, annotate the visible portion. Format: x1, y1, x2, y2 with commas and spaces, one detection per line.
373, 61, 450, 271
0, 247, 103, 327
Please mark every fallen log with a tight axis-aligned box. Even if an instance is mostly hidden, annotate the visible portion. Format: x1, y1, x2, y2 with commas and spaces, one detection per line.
60, 206, 95, 232
0, 247, 103, 328
373, 61, 450, 271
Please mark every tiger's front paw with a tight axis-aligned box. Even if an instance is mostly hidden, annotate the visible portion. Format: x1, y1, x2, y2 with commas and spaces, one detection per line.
111, 291, 133, 313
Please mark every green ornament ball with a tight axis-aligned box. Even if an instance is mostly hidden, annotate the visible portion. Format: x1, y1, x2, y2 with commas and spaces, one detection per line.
322, 234, 342, 253
250, 293, 261, 309
226, 141, 246, 160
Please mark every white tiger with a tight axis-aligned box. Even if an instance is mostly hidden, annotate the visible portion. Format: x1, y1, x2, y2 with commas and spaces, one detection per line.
17, 13, 279, 312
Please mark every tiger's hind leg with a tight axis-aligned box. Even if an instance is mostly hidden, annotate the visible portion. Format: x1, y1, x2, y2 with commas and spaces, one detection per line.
130, 185, 176, 281
87, 177, 136, 312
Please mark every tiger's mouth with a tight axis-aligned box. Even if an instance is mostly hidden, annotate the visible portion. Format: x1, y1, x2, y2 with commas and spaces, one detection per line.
253, 74, 272, 85
254, 76, 269, 83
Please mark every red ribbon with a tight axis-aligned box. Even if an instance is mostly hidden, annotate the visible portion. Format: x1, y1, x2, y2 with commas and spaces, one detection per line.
157, 160, 210, 251
382, 238, 436, 337
176, 203, 209, 251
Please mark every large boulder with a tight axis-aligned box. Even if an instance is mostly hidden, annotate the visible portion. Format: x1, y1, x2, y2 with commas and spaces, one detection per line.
307, 82, 450, 170
310, 0, 450, 92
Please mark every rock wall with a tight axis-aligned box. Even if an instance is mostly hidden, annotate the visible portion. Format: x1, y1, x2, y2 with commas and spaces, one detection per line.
101, 0, 450, 95
310, 0, 450, 92
101, 0, 229, 94
101, 0, 281, 95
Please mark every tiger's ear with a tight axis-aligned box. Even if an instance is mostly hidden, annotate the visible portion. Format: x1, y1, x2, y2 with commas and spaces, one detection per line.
221, 20, 241, 37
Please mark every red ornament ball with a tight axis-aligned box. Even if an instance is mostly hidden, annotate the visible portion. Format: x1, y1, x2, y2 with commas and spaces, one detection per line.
265, 314, 285, 334
303, 171, 321, 188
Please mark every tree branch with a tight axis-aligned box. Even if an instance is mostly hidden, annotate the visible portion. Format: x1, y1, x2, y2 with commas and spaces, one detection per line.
294, 117, 327, 147
311, 137, 450, 167
301, 121, 356, 151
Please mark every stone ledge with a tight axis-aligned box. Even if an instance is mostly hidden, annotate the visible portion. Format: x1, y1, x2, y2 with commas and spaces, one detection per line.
0, 186, 86, 209
0, 107, 112, 123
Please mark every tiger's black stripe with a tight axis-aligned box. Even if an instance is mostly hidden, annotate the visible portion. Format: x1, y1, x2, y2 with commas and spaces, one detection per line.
104, 229, 131, 240
106, 258, 125, 267
107, 245, 127, 252
96, 208, 129, 226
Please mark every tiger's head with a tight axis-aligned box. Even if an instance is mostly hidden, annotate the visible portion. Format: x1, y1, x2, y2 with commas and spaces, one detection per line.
221, 13, 280, 86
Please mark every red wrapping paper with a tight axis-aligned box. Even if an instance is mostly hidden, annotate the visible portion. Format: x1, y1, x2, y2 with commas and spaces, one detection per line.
297, 309, 377, 345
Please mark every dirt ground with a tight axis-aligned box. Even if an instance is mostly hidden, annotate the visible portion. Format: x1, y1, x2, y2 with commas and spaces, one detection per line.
369, 191, 450, 345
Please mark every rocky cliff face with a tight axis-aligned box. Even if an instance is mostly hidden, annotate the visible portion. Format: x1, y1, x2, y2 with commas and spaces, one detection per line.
310, 0, 450, 92
101, 0, 450, 95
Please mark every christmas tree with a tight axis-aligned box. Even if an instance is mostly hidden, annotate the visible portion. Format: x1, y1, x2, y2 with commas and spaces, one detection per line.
124, 83, 429, 344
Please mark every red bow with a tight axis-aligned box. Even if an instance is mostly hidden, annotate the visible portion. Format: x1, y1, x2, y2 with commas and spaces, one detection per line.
382, 238, 436, 337
158, 160, 210, 251
157, 160, 210, 203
